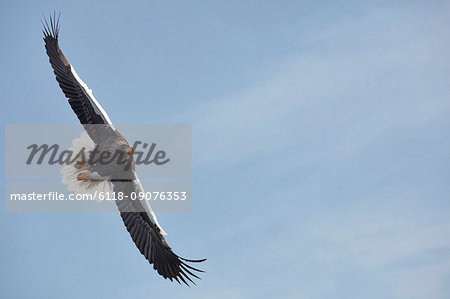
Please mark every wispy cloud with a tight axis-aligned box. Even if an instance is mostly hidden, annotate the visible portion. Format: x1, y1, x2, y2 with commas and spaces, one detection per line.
169, 3, 450, 298
175, 4, 450, 176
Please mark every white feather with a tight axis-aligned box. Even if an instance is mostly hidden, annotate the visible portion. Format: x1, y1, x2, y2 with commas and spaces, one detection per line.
70, 67, 115, 130
61, 132, 167, 236
60, 132, 112, 197
135, 175, 167, 236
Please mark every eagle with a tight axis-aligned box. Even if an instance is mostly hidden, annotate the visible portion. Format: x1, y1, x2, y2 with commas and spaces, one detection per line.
42, 13, 205, 286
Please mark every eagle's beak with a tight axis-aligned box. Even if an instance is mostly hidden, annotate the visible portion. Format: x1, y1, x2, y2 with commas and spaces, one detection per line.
125, 146, 135, 154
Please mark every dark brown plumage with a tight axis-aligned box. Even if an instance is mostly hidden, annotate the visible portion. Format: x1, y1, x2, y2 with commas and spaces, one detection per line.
42, 13, 205, 285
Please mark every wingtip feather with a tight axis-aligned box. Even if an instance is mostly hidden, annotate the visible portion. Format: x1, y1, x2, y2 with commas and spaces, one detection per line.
42, 11, 61, 39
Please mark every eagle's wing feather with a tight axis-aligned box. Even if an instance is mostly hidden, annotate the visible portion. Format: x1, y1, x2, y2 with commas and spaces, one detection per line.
42, 13, 115, 143
113, 180, 205, 285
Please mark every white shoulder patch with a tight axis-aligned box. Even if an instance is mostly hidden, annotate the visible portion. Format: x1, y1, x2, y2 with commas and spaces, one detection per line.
135, 175, 168, 236
70, 66, 116, 130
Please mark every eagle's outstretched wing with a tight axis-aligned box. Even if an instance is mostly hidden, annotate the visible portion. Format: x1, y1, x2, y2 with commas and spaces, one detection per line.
43, 13, 206, 285
113, 179, 205, 286
42, 12, 115, 143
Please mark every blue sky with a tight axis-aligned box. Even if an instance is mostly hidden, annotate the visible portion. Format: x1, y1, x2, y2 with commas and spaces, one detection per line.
1, 0, 450, 298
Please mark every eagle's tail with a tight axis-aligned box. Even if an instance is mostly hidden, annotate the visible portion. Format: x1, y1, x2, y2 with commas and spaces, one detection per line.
61, 132, 112, 198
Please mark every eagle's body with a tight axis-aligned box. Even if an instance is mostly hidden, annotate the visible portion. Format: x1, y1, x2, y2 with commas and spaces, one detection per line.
42, 13, 205, 286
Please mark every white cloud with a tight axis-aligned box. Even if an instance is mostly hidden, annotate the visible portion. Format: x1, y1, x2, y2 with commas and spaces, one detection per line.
174, 4, 450, 179
169, 3, 450, 298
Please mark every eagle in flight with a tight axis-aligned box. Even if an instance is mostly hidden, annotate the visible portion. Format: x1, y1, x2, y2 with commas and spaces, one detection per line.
42, 13, 205, 286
